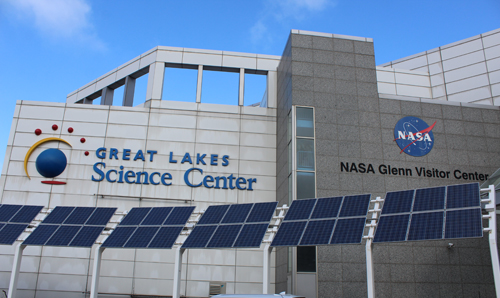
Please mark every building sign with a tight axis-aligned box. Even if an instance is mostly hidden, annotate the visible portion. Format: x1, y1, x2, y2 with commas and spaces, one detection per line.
91, 147, 257, 191
394, 116, 436, 157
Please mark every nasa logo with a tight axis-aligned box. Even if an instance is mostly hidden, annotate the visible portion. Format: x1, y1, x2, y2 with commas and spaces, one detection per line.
394, 116, 436, 157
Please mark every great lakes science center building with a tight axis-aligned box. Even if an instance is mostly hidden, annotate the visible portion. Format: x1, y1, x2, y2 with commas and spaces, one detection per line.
1, 28, 500, 298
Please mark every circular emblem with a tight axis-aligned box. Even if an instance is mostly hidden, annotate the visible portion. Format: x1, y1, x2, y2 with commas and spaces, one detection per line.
394, 116, 436, 157
35, 148, 67, 178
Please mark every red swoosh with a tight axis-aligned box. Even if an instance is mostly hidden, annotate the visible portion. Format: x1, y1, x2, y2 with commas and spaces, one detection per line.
394, 121, 436, 154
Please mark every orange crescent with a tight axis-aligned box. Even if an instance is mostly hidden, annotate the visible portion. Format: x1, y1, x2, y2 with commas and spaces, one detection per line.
24, 137, 72, 179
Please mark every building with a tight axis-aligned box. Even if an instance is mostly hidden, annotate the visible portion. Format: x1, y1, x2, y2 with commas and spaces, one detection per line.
0, 27, 499, 298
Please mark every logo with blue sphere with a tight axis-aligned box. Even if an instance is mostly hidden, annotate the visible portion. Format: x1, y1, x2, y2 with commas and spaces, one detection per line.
35, 148, 67, 178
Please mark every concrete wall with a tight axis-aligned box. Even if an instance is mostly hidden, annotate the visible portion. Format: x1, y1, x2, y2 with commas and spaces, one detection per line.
0, 99, 278, 298
278, 30, 500, 298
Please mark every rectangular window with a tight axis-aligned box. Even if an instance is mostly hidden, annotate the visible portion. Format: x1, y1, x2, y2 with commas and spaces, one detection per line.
296, 172, 315, 200
296, 139, 315, 171
297, 246, 316, 272
296, 107, 314, 137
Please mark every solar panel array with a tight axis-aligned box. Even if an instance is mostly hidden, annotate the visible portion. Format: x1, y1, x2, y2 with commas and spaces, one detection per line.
23, 207, 116, 247
271, 194, 371, 247
182, 202, 278, 249
0, 204, 43, 245
374, 183, 483, 243
102, 206, 195, 249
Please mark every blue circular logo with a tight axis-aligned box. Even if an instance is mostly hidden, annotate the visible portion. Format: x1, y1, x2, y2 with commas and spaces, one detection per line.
35, 148, 67, 178
394, 116, 436, 157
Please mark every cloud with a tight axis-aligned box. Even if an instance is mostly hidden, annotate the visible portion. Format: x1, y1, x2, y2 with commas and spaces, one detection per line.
3, 0, 106, 50
250, 0, 334, 44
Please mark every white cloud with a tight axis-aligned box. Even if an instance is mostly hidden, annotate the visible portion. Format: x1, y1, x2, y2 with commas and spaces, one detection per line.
250, 0, 335, 44
4, 0, 106, 50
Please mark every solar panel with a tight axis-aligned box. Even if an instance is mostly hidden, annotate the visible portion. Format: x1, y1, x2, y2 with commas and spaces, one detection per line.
373, 214, 409, 243
207, 225, 242, 248
413, 186, 446, 212
0, 224, 29, 245
381, 190, 414, 215
330, 218, 367, 244
272, 195, 371, 247
299, 220, 335, 245
181, 225, 217, 248
407, 211, 444, 241
445, 208, 483, 239
270, 221, 307, 247
233, 224, 269, 247
197, 205, 230, 224
446, 183, 480, 209
339, 195, 370, 217
310, 197, 342, 219
221, 204, 252, 224
23, 206, 116, 247
0, 204, 44, 245
102, 206, 195, 249
374, 183, 483, 243
0, 205, 23, 221
283, 199, 316, 221
182, 202, 278, 249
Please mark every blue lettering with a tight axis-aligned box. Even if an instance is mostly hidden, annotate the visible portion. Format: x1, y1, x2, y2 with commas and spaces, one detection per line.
135, 171, 149, 184
196, 153, 207, 165
247, 178, 256, 191
211, 154, 218, 166
124, 171, 135, 183
96, 148, 106, 159
236, 177, 246, 190
92, 162, 105, 181
147, 150, 157, 162
222, 155, 229, 166
215, 176, 227, 189
123, 149, 131, 160
169, 152, 177, 163
149, 172, 161, 185
184, 168, 202, 187
117, 166, 124, 183
181, 153, 193, 164
134, 150, 145, 161
161, 173, 172, 185
109, 148, 119, 160
105, 169, 117, 182
203, 175, 214, 188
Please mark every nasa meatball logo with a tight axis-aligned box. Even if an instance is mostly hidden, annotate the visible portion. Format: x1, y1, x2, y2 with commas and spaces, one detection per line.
394, 116, 436, 157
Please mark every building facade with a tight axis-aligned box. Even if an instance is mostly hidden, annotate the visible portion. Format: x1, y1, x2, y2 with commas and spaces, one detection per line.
1, 28, 499, 298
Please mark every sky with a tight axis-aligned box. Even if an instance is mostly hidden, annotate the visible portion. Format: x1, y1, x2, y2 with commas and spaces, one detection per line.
0, 0, 499, 170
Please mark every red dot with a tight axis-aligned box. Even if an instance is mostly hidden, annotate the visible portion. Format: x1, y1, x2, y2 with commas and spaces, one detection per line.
84, 151, 89, 156
35, 129, 42, 135
68, 127, 74, 133
80, 138, 86, 143
52, 124, 58, 131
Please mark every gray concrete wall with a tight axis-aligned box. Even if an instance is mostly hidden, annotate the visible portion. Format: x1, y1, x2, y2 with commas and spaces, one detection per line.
277, 30, 500, 298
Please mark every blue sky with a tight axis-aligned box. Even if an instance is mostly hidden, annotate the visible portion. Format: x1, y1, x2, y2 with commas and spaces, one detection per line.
0, 0, 498, 170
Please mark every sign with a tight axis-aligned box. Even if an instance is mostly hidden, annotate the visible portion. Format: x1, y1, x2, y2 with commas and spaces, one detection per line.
394, 116, 436, 157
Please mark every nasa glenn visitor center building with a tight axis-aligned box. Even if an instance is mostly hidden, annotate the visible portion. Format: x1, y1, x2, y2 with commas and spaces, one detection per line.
0, 27, 500, 298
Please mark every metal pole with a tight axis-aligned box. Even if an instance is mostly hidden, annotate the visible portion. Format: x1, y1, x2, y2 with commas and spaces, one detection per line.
8, 243, 26, 298
263, 244, 272, 294
484, 185, 500, 297
90, 245, 105, 298
366, 197, 381, 298
172, 246, 185, 298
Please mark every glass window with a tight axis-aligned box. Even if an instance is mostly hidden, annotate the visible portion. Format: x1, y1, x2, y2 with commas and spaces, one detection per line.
297, 246, 316, 272
296, 139, 315, 171
296, 172, 315, 200
296, 107, 314, 137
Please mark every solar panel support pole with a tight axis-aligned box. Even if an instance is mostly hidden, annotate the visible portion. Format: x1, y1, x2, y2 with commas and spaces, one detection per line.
173, 246, 185, 298
8, 243, 26, 298
366, 197, 381, 298
263, 244, 272, 294
89, 245, 105, 298
484, 185, 500, 297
